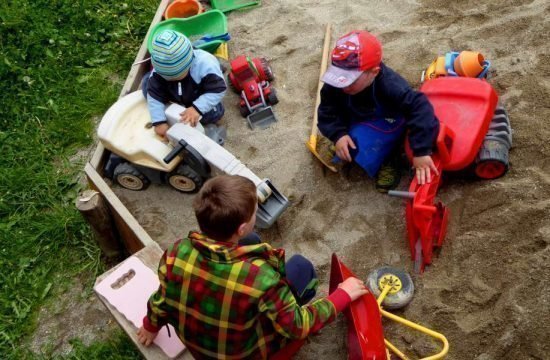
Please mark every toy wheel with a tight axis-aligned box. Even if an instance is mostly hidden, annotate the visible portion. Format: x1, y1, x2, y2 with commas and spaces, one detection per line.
114, 163, 150, 191
260, 58, 274, 81
475, 140, 509, 179
168, 164, 203, 193
239, 104, 250, 117
267, 88, 279, 106
366, 266, 414, 310
475, 160, 508, 179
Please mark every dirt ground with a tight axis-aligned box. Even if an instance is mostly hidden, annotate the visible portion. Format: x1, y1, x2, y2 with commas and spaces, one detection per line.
32, 0, 550, 358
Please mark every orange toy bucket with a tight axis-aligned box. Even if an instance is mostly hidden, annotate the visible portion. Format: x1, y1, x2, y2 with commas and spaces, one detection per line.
165, 0, 204, 19
454, 51, 485, 78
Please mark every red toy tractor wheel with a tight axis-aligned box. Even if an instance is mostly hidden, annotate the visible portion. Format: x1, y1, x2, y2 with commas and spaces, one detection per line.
239, 104, 250, 117
255, 58, 274, 82
267, 88, 279, 105
475, 139, 509, 179
475, 160, 508, 179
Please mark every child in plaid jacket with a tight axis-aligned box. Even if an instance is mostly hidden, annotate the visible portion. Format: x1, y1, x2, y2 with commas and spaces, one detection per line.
138, 175, 368, 359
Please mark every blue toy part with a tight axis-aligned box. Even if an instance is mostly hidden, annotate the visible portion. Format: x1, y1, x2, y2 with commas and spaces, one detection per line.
477, 60, 491, 79
445, 51, 491, 79
347, 117, 406, 177
444, 52, 460, 77
192, 32, 231, 47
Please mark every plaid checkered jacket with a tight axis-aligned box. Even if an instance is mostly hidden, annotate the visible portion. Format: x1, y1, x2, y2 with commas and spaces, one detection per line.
143, 232, 337, 359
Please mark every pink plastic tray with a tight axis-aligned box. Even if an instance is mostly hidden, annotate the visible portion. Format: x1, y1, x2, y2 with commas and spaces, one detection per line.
94, 256, 186, 358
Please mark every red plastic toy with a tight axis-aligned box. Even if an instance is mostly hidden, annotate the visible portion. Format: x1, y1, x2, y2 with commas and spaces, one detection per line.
394, 77, 502, 272
228, 55, 278, 117
271, 254, 387, 359
329, 254, 387, 360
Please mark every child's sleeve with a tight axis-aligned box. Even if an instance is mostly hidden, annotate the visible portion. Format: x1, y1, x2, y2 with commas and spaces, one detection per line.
258, 275, 351, 340
147, 94, 168, 125
145, 73, 170, 125
142, 250, 170, 332
396, 87, 439, 156
317, 84, 350, 143
190, 52, 227, 115
381, 71, 439, 157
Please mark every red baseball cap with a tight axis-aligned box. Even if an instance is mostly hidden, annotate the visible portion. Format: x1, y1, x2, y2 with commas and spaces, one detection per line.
322, 30, 383, 88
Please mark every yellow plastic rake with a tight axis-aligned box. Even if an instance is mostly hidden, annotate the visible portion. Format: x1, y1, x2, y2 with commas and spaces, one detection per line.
306, 24, 338, 173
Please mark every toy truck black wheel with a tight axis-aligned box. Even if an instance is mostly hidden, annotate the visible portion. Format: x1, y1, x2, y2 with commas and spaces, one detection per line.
475, 140, 509, 179
260, 58, 274, 81
114, 163, 150, 191
366, 266, 414, 310
239, 104, 250, 117
168, 164, 203, 193
267, 88, 279, 106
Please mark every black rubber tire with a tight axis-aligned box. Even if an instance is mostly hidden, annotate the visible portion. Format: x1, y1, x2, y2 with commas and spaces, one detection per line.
260, 58, 274, 81
114, 162, 150, 191
475, 140, 509, 179
168, 164, 203, 193
366, 266, 415, 310
239, 104, 250, 117
267, 88, 279, 106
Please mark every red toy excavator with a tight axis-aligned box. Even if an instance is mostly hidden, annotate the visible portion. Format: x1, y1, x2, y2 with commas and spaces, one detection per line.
391, 76, 512, 272
228, 55, 279, 129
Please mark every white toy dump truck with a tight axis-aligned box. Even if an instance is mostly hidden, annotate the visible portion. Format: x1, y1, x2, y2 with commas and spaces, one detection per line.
97, 91, 289, 229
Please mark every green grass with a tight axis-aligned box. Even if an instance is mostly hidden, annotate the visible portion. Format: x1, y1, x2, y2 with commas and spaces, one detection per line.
0, 1, 158, 358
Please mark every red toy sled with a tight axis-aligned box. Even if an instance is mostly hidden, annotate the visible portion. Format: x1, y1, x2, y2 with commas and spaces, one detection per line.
393, 77, 500, 272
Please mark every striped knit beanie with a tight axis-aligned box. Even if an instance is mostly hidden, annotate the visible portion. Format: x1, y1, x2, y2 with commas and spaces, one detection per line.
151, 30, 194, 80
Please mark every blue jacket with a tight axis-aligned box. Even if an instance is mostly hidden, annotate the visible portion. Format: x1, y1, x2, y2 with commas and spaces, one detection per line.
146, 49, 227, 124
317, 63, 439, 157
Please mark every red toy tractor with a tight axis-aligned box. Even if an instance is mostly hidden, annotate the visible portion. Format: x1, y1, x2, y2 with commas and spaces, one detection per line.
228, 55, 279, 128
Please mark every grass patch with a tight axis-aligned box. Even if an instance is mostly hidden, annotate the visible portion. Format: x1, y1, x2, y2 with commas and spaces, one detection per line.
0, 1, 157, 358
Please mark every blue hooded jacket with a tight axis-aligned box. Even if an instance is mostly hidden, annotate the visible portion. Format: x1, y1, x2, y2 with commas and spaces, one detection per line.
317, 63, 439, 157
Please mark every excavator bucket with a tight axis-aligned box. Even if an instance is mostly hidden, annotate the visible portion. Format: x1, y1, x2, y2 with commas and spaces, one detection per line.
247, 106, 278, 129
255, 179, 289, 229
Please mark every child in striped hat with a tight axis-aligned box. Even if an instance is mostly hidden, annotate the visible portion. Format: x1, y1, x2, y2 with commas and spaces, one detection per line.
142, 30, 227, 137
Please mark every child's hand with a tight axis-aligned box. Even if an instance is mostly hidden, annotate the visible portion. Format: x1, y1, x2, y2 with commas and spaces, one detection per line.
338, 277, 369, 301
412, 155, 439, 185
180, 107, 201, 127
137, 326, 158, 346
154, 123, 170, 138
335, 135, 356, 162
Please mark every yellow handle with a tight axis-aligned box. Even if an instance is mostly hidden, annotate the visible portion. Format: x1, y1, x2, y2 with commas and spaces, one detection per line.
309, 23, 332, 147
381, 309, 449, 360
377, 284, 449, 360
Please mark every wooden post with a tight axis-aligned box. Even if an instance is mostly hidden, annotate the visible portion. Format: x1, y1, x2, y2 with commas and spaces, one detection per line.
76, 189, 122, 258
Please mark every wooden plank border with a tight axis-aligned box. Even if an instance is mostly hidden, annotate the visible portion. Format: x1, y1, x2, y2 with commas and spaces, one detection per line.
86, 0, 170, 253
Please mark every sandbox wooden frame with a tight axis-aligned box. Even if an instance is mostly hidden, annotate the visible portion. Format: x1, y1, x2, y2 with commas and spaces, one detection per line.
87, 2, 195, 358
84, 0, 170, 255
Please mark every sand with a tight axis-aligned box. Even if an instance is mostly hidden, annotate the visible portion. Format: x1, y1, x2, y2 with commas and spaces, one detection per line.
112, 0, 550, 358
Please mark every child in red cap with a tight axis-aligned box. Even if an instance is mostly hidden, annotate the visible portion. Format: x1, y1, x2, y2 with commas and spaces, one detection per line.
318, 30, 439, 191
